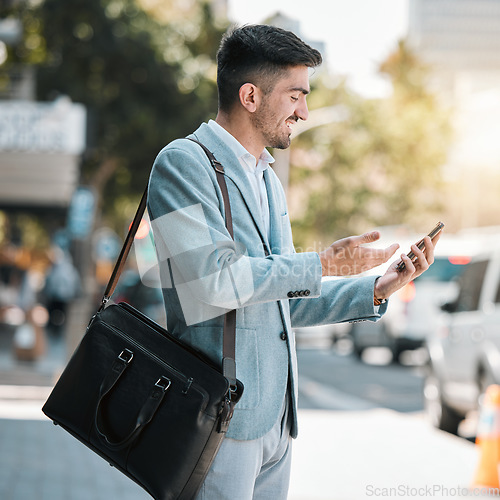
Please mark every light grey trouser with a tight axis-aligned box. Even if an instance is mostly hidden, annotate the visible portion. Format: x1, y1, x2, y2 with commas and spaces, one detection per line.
196, 394, 292, 500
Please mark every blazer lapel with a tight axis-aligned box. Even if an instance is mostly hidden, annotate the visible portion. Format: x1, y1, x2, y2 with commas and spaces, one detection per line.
191, 124, 271, 250
263, 168, 283, 255
222, 163, 270, 250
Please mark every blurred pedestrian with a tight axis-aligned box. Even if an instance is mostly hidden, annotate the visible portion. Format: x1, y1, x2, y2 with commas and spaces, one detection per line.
0, 245, 48, 361
148, 24, 440, 499
42, 246, 81, 337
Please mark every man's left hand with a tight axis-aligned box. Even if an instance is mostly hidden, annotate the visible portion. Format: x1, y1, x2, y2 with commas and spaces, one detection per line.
373, 233, 442, 302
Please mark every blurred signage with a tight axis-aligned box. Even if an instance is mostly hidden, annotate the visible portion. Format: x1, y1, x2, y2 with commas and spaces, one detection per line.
0, 98, 86, 209
0, 98, 86, 154
67, 187, 96, 239
92, 227, 122, 262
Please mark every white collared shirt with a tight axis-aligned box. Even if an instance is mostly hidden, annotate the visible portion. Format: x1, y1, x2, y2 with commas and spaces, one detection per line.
207, 119, 273, 241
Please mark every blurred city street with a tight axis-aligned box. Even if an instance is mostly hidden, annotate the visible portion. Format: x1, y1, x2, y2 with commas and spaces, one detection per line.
2, 0, 500, 499
0, 328, 481, 500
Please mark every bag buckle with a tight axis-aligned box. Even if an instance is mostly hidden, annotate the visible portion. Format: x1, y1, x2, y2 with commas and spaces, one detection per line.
213, 160, 225, 174
155, 376, 171, 392
98, 295, 110, 312
118, 349, 134, 364
151, 376, 171, 400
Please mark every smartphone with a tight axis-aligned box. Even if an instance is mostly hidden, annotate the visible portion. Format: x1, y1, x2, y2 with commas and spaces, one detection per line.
396, 221, 445, 272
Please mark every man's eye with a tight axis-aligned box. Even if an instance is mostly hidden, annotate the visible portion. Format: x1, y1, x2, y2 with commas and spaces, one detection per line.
291, 96, 299, 102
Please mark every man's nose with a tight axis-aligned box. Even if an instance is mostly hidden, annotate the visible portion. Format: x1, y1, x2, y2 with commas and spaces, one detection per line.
296, 99, 309, 121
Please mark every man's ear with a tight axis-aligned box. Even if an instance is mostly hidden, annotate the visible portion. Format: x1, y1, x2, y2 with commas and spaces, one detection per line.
239, 83, 261, 113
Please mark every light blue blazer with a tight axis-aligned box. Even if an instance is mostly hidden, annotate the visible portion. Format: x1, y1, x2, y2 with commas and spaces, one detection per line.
147, 122, 386, 440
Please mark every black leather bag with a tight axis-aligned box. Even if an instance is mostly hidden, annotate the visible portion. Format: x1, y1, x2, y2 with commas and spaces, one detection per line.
42, 140, 243, 500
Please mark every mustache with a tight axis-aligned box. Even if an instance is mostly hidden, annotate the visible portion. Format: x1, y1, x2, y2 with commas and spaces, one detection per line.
286, 115, 298, 123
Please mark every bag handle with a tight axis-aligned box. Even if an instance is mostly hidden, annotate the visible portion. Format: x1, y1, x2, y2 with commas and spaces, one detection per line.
99, 138, 237, 388
94, 348, 172, 450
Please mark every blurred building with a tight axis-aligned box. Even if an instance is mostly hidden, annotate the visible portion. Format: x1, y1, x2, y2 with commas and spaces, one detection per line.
0, 16, 89, 337
0, 19, 86, 214
408, 0, 500, 228
409, 0, 500, 72
0, 98, 86, 211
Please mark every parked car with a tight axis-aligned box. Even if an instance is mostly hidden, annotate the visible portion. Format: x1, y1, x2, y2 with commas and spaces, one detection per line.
424, 246, 500, 435
350, 234, 472, 362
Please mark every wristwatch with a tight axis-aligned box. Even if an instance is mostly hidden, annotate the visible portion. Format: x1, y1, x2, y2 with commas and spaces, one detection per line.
373, 277, 387, 306
373, 295, 387, 306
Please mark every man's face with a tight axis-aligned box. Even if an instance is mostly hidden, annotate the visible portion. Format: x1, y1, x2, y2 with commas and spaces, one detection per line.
251, 65, 310, 150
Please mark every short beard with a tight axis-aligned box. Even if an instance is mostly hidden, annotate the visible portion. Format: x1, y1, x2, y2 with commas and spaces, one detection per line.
270, 135, 291, 150
266, 116, 295, 150
251, 108, 293, 150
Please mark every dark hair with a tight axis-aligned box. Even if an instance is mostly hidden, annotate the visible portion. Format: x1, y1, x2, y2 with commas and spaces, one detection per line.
216, 24, 322, 112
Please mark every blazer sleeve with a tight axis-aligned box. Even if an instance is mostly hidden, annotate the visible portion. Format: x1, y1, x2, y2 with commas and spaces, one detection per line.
263, 167, 387, 328
288, 275, 388, 328
147, 142, 323, 317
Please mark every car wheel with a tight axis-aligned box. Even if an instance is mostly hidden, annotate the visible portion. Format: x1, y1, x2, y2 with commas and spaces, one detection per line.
390, 339, 404, 364
352, 344, 364, 359
424, 365, 463, 435
350, 327, 365, 359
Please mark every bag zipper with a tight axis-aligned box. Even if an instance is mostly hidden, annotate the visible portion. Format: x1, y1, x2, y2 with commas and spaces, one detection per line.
97, 321, 211, 405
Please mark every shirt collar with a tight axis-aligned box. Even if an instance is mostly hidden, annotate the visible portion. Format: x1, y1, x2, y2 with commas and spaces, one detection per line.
207, 120, 274, 174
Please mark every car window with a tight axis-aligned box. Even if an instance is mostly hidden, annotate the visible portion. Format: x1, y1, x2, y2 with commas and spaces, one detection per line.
414, 257, 468, 283
454, 260, 489, 312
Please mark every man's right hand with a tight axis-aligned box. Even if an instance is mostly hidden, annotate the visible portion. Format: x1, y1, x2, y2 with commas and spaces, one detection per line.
319, 231, 399, 277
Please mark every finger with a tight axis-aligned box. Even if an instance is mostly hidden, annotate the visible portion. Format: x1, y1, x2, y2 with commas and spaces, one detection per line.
431, 230, 442, 244
369, 243, 399, 267
422, 236, 436, 265
356, 231, 381, 245
411, 243, 430, 271
399, 252, 415, 275
385, 243, 400, 259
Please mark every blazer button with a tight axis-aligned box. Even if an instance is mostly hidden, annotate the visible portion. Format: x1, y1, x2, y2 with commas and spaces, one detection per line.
280, 332, 287, 341
287, 291, 294, 298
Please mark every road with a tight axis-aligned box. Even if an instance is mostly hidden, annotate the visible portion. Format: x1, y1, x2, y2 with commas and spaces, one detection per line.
297, 344, 426, 413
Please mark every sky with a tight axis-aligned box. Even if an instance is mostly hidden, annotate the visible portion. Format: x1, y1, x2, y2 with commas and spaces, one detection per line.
227, 0, 409, 97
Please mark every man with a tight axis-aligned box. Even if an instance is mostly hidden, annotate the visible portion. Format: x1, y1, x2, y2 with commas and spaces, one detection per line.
147, 24, 438, 500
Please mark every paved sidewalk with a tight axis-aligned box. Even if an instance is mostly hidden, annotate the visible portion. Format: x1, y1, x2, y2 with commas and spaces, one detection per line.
0, 335, 484, 500
0, 405, 481, 500
0, 418, 148, 500
290, 410, 480, 500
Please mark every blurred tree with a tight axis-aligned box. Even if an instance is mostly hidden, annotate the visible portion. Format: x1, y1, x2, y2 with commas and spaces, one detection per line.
289, 40, 452, 249
1, 0, 227, 231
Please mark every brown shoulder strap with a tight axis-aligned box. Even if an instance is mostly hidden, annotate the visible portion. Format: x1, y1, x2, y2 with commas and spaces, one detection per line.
101, 189, 147, 307
187, 138, 234, 239
187, 138, 236, 388
100, 138, 237, 387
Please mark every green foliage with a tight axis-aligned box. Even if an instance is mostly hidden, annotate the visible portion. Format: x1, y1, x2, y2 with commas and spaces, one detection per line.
1, 0, 227, 232
2, 4, 450, 246
290, 40, 451, 249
